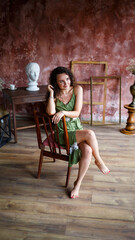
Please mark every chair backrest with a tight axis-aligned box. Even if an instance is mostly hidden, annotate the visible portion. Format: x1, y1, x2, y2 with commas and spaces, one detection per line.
34, 111, 70, 156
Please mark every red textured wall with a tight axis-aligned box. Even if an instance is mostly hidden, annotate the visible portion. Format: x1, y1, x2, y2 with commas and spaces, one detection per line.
0, 0, 135, 122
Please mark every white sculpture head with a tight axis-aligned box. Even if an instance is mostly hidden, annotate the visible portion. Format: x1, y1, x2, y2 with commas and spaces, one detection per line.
25, 62, 40, 91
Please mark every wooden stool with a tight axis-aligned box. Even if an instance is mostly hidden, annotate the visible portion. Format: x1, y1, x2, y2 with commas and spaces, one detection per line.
120, 104, 135, 135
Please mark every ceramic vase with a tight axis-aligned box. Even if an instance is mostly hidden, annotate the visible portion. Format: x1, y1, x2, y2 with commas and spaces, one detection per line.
129, 80, 135, 107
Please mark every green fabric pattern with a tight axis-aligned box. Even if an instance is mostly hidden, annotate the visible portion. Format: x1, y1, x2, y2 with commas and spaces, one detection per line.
55, 90, 83, 166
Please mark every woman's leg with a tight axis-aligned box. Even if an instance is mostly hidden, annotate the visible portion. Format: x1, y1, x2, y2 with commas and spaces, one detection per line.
71, 142, 92, 199
76, 129, 110, 174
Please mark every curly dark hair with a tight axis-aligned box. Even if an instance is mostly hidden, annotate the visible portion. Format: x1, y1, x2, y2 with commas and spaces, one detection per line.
49, 66, 75, 97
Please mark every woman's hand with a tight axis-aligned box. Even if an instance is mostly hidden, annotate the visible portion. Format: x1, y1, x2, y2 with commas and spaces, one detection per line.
52, 111, 65, 124
48, 84, 54, 96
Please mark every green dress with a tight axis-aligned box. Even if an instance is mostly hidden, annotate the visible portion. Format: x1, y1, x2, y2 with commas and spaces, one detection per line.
55, 90, 83, 167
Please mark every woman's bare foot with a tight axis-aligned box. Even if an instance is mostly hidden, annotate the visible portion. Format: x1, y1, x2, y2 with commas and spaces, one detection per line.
70, 181, 80, 199
95, 160, 110, 174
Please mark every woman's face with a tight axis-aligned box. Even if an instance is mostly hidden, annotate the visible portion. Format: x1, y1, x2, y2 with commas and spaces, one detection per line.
56, 73, 71, 90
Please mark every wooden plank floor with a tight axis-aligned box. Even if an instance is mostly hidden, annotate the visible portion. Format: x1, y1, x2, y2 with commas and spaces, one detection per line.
0, 121, 135, 240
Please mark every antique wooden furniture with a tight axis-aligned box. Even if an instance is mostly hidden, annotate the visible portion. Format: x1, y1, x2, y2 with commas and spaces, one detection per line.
71, 61, 121, 125
90, 76, 121, 125
34, 111, 71, 187
120, 105, 135, 135
71, 60, 108, 124
2, 85, 48, 143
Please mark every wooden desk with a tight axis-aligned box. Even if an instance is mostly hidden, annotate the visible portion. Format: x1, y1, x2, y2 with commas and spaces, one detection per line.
2, 85, 48, 143
120, 104, 135, 135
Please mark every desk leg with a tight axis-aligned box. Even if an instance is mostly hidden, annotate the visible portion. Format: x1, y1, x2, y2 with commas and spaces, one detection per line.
12, 103, 17, 143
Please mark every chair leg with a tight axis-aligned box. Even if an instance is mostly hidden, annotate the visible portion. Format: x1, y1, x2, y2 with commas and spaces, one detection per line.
53, 148, 56, 162
37, 150, 43, 178
65, 166, 72, 188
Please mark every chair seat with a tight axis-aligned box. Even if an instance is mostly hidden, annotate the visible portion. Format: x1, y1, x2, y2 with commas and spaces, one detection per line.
43, 134, 65, 149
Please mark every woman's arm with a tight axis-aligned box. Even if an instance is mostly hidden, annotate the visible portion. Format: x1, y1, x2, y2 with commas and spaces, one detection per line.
46, 85, 56, 115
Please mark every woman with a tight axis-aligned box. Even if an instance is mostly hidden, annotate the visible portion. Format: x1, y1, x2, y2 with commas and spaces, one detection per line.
46, 66, 110, 199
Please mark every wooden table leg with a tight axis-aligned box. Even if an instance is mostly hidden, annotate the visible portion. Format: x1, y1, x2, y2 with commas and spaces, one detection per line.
12, 102, 17, 143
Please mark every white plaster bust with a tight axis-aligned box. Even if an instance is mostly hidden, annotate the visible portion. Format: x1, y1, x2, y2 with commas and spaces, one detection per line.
25, 62, 40, 91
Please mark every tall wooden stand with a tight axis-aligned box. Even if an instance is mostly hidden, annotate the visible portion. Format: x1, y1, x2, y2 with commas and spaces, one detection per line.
120, 104, 135, 135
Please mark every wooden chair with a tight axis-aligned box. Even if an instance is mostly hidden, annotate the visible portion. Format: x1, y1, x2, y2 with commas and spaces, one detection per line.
34, 111, 71, 187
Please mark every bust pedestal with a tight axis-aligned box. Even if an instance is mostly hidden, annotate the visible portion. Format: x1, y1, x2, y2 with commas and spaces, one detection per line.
26, 85, 39, 91
120, 104, 135, 135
